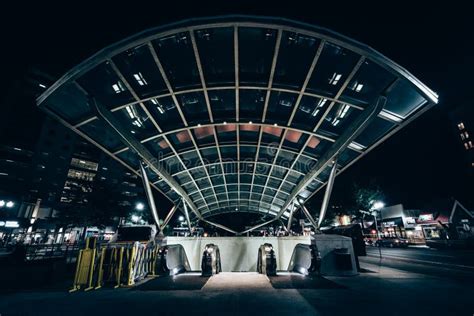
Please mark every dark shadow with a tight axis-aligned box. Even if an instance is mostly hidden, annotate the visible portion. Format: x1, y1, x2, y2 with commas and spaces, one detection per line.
133, 274, 210, 291
358, 267, 376, 273
269, 273, 346, 289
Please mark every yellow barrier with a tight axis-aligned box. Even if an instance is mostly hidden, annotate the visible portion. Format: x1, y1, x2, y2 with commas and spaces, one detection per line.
70, 239, 160, 292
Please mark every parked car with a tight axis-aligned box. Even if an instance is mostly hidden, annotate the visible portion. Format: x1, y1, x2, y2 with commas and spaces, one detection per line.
376, 237, 409, 248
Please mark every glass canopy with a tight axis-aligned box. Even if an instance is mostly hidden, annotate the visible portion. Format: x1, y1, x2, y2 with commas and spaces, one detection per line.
37, 16, 438, 228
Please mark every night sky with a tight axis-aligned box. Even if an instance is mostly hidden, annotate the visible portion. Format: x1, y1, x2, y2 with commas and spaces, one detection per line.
1, 1, 473, 212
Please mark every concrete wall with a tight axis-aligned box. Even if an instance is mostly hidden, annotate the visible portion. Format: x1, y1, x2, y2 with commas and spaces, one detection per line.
165, 236, 311, 272
313, 234, 358, 276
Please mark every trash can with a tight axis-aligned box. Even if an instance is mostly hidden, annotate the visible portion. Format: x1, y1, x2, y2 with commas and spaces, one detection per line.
333, 248, 352, 271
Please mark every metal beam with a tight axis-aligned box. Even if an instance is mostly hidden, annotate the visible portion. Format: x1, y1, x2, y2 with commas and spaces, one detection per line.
238, 95, 386, 234
277, 95, 387, 220
313, 56, 365, 133
91, 97, 204, 221
256, 129, 288, 209
234, 26, 240, 122
74, 85, 367, 128
190, 31, 214, 123
186, 130, 220, 207
147, 42, 188, 126
262, 29, 282, 123
139, 161, 161, 227
287, 40, 325, 125
301, 204, 319, 230
201, 219, 238, 235
182, 198, 193, 234
317, 157, 338, 228
111, 121, 337, 155
286, 200, 296, 232
212, 126, 231, 205
160, 204, 179, 231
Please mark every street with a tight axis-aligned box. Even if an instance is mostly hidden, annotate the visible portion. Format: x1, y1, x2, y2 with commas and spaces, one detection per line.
366, 246, 474, 268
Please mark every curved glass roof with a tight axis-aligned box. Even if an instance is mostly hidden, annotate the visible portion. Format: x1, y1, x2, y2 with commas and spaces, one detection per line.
37, 16, 438, 231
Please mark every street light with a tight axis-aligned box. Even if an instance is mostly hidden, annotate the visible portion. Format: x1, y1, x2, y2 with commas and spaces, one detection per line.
131, 214, 141, 223
0, 200, 5, 207
178, 216, 185, 222
371, 201, 385, 211
135, 202, 145, 211
370, 200, 385, 259
6, 201, 14, 208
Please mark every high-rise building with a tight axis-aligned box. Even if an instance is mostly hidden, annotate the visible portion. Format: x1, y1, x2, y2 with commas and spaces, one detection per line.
450, 103, 474, 176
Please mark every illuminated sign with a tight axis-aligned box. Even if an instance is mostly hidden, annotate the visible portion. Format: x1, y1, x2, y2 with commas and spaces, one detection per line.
419, 214, 433, 222
5, 221, 19, 228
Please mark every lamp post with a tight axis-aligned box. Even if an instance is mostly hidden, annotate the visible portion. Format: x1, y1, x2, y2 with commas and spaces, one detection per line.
370, 201, 385, 259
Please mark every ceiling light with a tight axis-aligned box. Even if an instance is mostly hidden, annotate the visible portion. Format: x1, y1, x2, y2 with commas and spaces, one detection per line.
133, 72, 148, 86
329, 73, 342, 85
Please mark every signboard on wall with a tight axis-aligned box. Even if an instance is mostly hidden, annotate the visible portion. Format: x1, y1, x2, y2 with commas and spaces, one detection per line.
418, 214, 434, 222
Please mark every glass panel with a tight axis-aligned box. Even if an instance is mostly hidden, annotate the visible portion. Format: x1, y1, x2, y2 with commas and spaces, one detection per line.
116, 149, 139, 170
192, 126, 215, 146
384, 79, 427, 117
78, 62, 135, 109
178, 91, 210, 125
338, 148, 360, 167
194, 27, 234, 87
239, 89, 265, 121
201, 147, 219, 163
291, 95, 329, 131
216, 124, 237, 144
112, 104, 157, 140
273, 32, 320, 89
339, 60, 396, 107
79, 119, 123, 151
112, 44, 168, 98
265, 91, 298, 125
239, 27, 277, 86
144, 136, 172, 160
209, 89, 235, 122
168, 130, 193, 152
43, 82, 91, 124
319, 103, 361, 135
145, 96, 185, 132
181, 150, 202, 169
355, 117, 395, 146
306, 42, 361, 97
152, 32, 200, 91
282, 131, 309, 151
304, 137, 330, 159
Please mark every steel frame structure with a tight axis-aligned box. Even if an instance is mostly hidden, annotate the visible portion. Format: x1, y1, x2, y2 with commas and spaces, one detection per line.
37, 16, 438, 235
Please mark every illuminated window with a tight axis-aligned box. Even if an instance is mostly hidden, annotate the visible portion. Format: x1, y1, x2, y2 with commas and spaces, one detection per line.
469, 141, 473, 148
67, 169, 96, 182
465, 143, 469, 150
328, 72, 342, 85
458, 122, 465, 130
465, 131, 470, 139
350, 81, 364, 92
133, 72, 147, 86
461, 133, 465, 140
311, 98, 327, 117
112, 81, 125, 94
70, 158, 98, 171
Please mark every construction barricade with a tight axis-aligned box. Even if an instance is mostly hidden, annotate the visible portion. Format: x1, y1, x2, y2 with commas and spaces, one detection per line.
70, 238, 160, 291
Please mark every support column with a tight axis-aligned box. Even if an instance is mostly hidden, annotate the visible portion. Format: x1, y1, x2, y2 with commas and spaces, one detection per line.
182, 199, 193, 235
317, 158, 338, 228
139, 161, 160, 228
160, 204, 179, 231
301, 204, 319, 230
286, 200, 296, 233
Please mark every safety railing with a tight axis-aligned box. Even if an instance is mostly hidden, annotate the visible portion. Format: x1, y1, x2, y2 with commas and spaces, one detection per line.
70, 238, 159, 292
